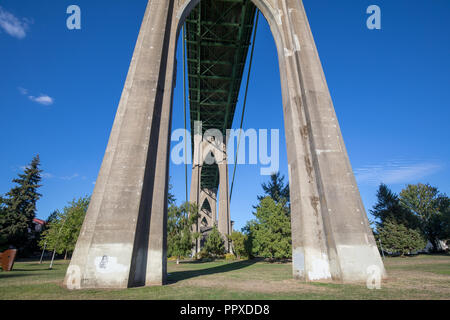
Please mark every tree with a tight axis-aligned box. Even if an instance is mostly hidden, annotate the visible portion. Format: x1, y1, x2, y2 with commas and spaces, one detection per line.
167, 202, 198, 264
437, 196, 450, 240
167, 176, 176, 207
0, 199, 7, 251
257, 172, 290, 205
228, 231, 248, 259
0, 196, 7, 251
245, 197, 292, 260
399, 183, 449, 252
0, 155, 42, 253
46, 210, 59, 224
202, 225, 225, 258
376, 219, 427, 256
242, 219, 258, 259
370, 183, 420, 229
39, 196, 90, 259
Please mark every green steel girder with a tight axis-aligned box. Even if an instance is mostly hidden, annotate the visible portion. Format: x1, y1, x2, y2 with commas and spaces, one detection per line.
186, 0, 256, 191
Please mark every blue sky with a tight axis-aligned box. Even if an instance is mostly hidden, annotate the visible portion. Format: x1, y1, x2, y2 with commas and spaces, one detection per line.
0, 0, 449, 231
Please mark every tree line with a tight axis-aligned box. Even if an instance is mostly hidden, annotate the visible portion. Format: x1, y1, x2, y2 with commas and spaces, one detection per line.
165, 172, 293, 261
1, 155, 448, 261
179, 172, 450, 261
0, 155, 90, 259
371, 183, 450, 255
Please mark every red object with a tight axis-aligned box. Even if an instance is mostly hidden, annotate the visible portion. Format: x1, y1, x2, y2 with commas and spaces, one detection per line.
0, 249, 17, 271
33, 218, 45, 226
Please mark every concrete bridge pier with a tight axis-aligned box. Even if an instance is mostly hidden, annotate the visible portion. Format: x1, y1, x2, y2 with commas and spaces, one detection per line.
64, 0, 176, 289
64, 0, 386, 289
190, 129, 232, 254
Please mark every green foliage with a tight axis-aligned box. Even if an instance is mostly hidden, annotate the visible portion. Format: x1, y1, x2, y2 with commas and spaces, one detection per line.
224, 253, 236, 260
167, 202, 199, 261
257, 172, 290, 205
438, 198, 450, 240
0, 155, 42, 252
202, 226, 225, 258
0, 232, 8, 252
39, 196, 90, 257
245, 197, 291, 260
46, 210, 59, 224
370, 183, 420, 229
376, 219, 427, 255
399, 183, 450, 251
167, 176, 176, 207
228, 231, 248, 259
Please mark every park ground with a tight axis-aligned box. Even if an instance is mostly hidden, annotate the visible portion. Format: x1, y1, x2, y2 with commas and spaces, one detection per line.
0, 254, 449, 300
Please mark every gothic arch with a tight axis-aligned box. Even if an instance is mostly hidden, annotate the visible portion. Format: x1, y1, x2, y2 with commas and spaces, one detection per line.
64, 0, 386, 289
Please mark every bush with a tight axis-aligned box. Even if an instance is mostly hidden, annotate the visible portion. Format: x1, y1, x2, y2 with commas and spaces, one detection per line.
228, 231, 249, 259
197, 250, 215, 261
225, 253, 236, 261
168, 256, 185, 261
203, 226, 225, 257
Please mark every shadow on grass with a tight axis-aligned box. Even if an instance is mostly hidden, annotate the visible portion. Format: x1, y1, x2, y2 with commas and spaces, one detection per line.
0, 271, 52, 279
7, 267, 53, 272
167, 259, 261, 283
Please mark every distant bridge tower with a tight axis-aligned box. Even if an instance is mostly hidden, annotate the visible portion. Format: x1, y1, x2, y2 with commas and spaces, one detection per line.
64, 0, 386, 289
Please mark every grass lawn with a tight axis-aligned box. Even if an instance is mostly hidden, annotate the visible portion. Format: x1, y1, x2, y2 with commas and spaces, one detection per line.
0, 254, 449, 300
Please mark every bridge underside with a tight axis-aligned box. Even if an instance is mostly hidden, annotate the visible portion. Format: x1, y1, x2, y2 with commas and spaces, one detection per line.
64, 0, 386, 289
186, 0, 256, 191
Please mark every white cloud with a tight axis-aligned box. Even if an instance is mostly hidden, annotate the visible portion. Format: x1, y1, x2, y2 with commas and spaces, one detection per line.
354, 159, 443, 186
13, 166, 82, 181
28, 94, 54, 106
18, 87, 28, 95
18, 88, 55, 106
0, 6, 31, 39
60, 173, 80, 181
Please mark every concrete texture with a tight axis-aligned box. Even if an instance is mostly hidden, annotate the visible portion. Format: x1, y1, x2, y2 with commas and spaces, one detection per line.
64, 0, 386, 289
190, 130, 231, 253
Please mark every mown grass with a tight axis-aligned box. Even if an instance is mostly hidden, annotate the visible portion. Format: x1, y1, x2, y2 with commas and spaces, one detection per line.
0, 254, 449, 300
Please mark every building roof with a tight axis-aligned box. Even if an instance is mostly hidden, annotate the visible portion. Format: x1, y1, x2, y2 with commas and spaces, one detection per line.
33, 218, 46, 225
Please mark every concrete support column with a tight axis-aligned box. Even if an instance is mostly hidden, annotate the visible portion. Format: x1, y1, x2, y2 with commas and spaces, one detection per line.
218, 157, 231, 252
64, 0, 176, 289
277, 0, 386, 281
210, 190, 218, 225
189, 129, 203, 254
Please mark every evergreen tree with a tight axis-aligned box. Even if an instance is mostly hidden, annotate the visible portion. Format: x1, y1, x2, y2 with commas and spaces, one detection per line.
167, 176, 176, 207
370, 183, 419, 229
202, 225, 225, 258
257, 172, 290, 205
46, 210, 59, 224
0, 198, 7, 251
245, 197, 292, 260
0, 155, 42, 252
167, 202, 198, 263
376, 219, 427, 256
242, 219, 258, 259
